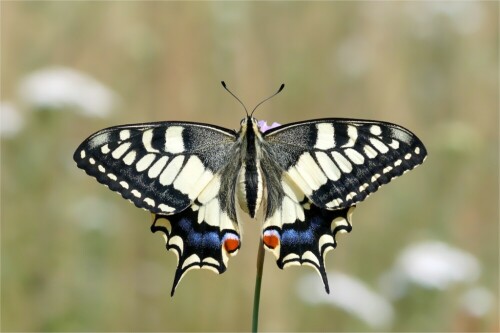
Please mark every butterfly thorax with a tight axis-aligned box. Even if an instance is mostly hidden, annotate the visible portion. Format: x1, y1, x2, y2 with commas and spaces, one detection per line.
236, 117, 264, 219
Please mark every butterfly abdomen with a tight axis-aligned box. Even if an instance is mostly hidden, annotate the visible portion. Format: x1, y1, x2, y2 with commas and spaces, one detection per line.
236, 117, 264, 218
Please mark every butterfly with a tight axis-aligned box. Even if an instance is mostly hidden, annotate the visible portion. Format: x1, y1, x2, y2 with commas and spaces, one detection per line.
74, 82, 427, 296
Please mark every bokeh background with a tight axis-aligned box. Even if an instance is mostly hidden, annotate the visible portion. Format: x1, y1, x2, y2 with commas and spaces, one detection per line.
1, 2, 498, 332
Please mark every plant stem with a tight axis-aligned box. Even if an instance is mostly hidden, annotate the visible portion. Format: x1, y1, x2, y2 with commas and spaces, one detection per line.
252, 238, 265, 333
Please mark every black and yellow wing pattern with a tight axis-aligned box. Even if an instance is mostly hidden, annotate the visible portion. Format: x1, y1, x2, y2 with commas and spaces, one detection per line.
259, 119, 426, 292
74, 116, 426, 295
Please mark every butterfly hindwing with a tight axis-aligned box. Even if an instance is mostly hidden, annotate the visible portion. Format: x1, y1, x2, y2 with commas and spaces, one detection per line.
263, 119, 427, 210
152, 198, 240, 296
74, 121, 237, 215
263, 203, 354, 293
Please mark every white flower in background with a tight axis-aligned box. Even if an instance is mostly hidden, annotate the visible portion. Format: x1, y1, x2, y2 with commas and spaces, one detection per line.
460, 286, 495, 317
404, 2, 484, 37
68, 196, 120, 232
380, 241, 481, 299
297, 271, 394, 329
0, 102, 24, 138
18, 66, 118, 117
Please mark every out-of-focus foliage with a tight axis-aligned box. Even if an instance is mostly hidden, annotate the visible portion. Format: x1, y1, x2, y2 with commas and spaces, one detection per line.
1, 2, 498, 331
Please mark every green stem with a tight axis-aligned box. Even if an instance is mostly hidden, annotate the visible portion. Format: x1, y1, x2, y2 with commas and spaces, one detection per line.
252, 238, 265, 333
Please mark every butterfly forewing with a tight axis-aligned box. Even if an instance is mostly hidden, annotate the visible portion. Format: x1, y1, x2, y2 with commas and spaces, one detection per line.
74, 121, 237, 215
263, 119, 427, 210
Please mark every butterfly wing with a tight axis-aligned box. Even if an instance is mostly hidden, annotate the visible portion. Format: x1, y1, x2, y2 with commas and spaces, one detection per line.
260, 118, 427, 292
152, 148, 243, 295
74, 121, 241, 295
263, 118, 427, 210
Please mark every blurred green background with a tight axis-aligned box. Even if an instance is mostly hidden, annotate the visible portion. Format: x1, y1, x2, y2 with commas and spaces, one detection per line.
1, 2, 498, 332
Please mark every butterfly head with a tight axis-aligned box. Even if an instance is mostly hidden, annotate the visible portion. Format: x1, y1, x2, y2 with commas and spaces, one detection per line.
237, 116, 261, 136
241, 117, 282, 134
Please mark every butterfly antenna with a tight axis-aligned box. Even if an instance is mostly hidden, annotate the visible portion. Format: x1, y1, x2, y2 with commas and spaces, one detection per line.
250, 83, 285, 116
221, 81, 248, 116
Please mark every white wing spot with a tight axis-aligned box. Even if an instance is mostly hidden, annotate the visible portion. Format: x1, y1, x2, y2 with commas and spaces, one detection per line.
80, 150, 86, 159
120, 130, 130, 140
282, 196, 298, 224
282, 253, 300, 263
314, 123, 335, 150
383, 166, 393, 173
344, 148, 365, 165
294, 152, 328, 190
182, 254, 201, 269
391, 127, 413, 145
131, 189, 141, 198
189, 170, 214, 201
364, 145, 378, 159
101, 144, 110, 154
331, 151, 353, 173
136, 153, 156, 172
370, 125, 382, 136
345, 192, 356, 201
198, 204, 205, 223
119, 181, 129, 189
319, 234, 335, 251
107, 173, 117, 181
332, 216, 349, 229
142, 129, 160, 153
302, 251, 320, 266
165, 126, 185, 154
148, 156, 169, 178
203, 257, 220, 266
112, 142, 131, 159
286, 168, 312, 196
159, 155, 185, 186
359, 183, 369, 192
281, 177, 305, 203
159, 204, 175, 213
144, 197, 155, 207
341, 125, 358, 148
389, 139, 400, 149
394, 159, 402, 166
371, 173, 381, 182
204, 198, 221, 227
326, 198, 343, 209
369, 138, 389, 153
404, 153, 412, 160
89, 158, 96, 165
198, 176, 221, 204
98, 165, 105, 173
168, 236, 184, 254
414, 147, 420, 154
123, 151, 136, 165
173, 155, 206, 199
315, 151, 341, 181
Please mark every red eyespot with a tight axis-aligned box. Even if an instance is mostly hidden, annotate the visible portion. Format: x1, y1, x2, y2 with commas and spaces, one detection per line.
263, 230, 280, 249
223, 235, 240, 253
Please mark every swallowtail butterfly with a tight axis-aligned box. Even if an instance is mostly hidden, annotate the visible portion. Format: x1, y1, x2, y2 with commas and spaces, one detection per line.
74, 83, 427, 296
